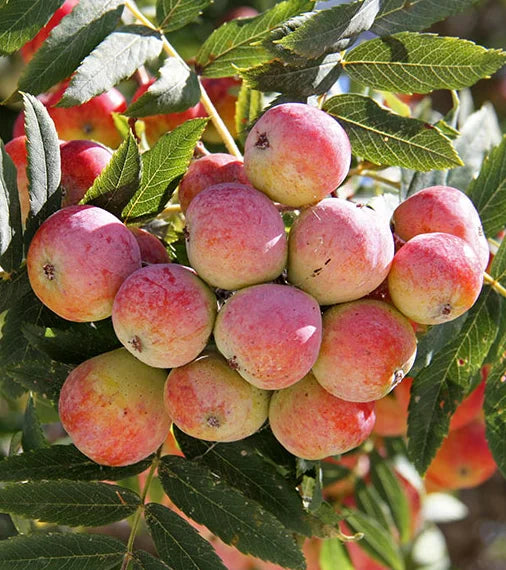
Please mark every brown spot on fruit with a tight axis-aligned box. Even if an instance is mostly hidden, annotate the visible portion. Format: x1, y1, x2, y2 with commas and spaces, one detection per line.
129, 335, 143, 352
207, 415, 221, 428
255, 132, 270, 149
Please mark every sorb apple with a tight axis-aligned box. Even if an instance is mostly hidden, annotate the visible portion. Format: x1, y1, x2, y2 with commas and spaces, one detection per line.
129, 227, 170, 265
392, 185, 489, 270
201, 77, 241, 144
388, 232, 483, 324
59, 348, 170, 466
27, 205, 141, 321
4, 136, 31, 225
185, 183, 287, 290
164, 351, 270, 442
269, 373, 376, 460
214, 283, 322, 390
244, 103, 351, 207
312, 300, 417, 402
112, 263, 217, 368
288, 198, 394, 305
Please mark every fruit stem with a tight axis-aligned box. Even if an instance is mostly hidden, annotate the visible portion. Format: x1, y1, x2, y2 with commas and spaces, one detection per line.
483, 271, 506, 297
120, 448, 161, 570
123, 0, 242, 159
159, 203, 182, 218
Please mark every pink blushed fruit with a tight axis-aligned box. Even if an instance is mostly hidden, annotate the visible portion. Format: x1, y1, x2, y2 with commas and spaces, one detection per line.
372, 377, 412, 437
4, 136, 31, 225
244, 103, 351, 207
112, 263, 217, 369
387, 232, 483, 325
269, 373, 376, 460
214, 284, 322, 390
58, 348, 170, 466
27, 205, 141, 322
185, 183, 287, 290
129, 227, 170, 265
201, 77, 241, 145
392, 185, 489, 271
288, 198, 395, 305
312, 300, 417, 402
178, 153, 249, 212
164, 351, 270, 442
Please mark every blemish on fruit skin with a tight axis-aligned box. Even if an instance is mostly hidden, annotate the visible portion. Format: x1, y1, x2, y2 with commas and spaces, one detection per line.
255, 132, 270, 149
129, 335, 143, 352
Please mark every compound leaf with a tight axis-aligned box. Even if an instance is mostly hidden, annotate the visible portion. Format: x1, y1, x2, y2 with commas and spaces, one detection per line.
156, 0, 212, 33
21, 395, 49, 452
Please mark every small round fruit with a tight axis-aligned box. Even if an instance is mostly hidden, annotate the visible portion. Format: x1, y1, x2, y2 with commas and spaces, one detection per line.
164, 351, 270, 442
288, 198, 394, 305
58, 348, 170, 466
312, 300, 417, 402
244, 103, 351, 207
269, 373, 376, 460
129, 227, 170, 265
214, 284, 322, 390
112, 264, 217, 368
387, 232, 483, 325
27, 205, 141, 322
450, 378, 486, 431
185, 183, 287, 290
4, 135, 31, 225
372, 377, 412, 437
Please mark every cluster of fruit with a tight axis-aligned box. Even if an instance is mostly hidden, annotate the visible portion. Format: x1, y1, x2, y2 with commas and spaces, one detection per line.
22, 99, 487, 470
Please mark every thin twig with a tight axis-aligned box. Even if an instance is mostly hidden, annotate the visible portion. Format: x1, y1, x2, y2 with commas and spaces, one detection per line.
483, 271, 506, 298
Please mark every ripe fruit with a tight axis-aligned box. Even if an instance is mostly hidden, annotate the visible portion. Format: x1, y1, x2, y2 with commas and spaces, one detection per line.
112, 263, 217, 368
312, 300, 417, 402
372, 377, 412, 437
129, 227, 170, 265
27, 205, 141, 322
4, 135, 31, 225
269, 373, 376, 460
178, 153, 249, 212
201, 77, 240, 144
392, 185, 489, 270
450, 377, 486, 431
288, 198, 394, 305
244, 103, 351, 207
164, 351, 270, 442
388, 232, 483, 325
185, 183, 287, 290
58, 348, 170, 466
60, 139, 113, 206
424, 419, 496, 490
214, 283, 322, 390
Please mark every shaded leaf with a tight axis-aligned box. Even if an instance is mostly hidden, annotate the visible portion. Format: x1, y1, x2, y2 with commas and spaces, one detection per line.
156, 0, 212, 33
343, 33, 506, 94
158, 456, 305, 569
195, 0, 313, 77
0, 0, 65, 55
0, 532, 125, 569
5, 358, 70, 403
0, 444, 153, 482
0, 142, 23, 272
60, 25, 163, 106
372, 0, 480, 36
80, 131, 141, 219
0, 268, 31, 314
323, 94, 462, 171
0, 480, 140, 527
467, 135, 506, 237
277, 0, 380, 58
19, 0, 124, 97
134, 550, 172, 569
21, 395, 49, 452
235, 83, 263, 146
123, 118, 208, 221
145, 503, 226, 569
125, 57, 201, 118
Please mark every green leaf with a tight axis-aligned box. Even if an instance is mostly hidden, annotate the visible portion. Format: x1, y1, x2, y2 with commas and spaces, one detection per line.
125, 57, 201, 118
235, 83, 263, 146
21, 395, 49, 452
369, 451, 410, 544
371, 0, 480, 36
0, 480, 140, 527
407, 289, 500, 475
354, 480, 393, 533
343, 33, 506, 94
0, 532, 125, 569
158, 456, 305, 569
0, 0, 65, 55
134, 551, 172, 569
122, 118, 208, 222
467, 135, 506, 237
195, 0, 313, 77
276, 0, 380, 58
174, 427, 311, 536
145, 503, 227, 570
0, 141, 23, 272
80, 132, 141, 219
323, 94, 462, 171
240, 52, 342, 98
0, 268, 31, 314
21, 93, 61, 248
0, 444, 153, 482
319, 538, 353, 570
344, 509, 405, 570
59, 25, 163, 106
5, 358, 70, 402
156, 0, 212, 33
18, 0, 124, 97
